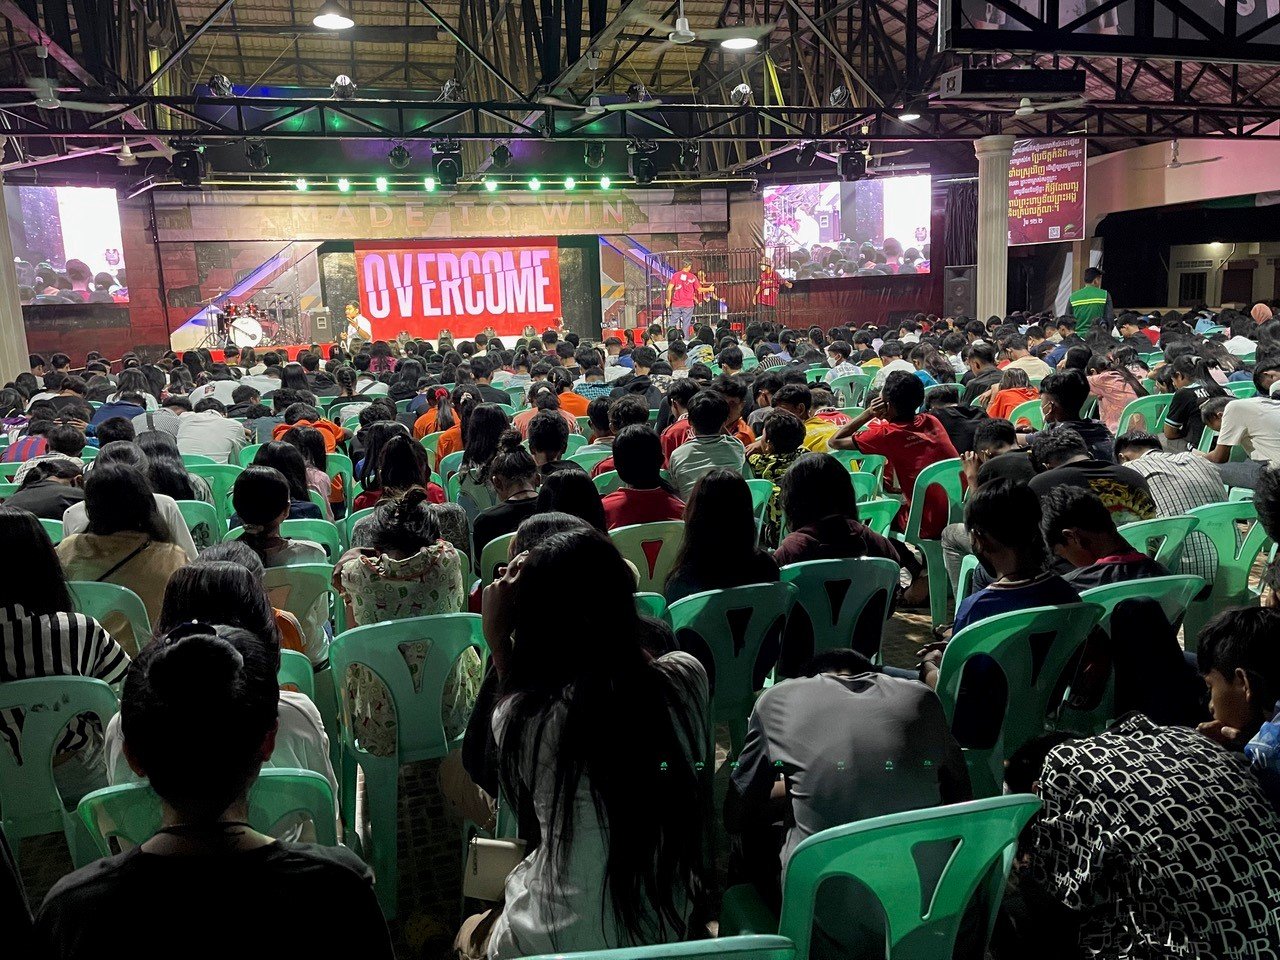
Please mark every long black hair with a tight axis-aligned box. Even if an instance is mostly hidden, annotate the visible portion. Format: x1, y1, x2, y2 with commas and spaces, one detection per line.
363, 487, 441, 556
156, 561, 282, 652
136, 432, 201, 501
535, 470, 606, 532
280, 363, 311, 392
666, 468, 767, 592
461, 404, 510, 478
376, 433, 430, 493
0, 506, 74, 614
252, 441, 311, 503
84, 465, 171, 542
498, 528, 707, 942
282, 425, 329, 475
356, 422, 411, 491
780, 453, 858, 530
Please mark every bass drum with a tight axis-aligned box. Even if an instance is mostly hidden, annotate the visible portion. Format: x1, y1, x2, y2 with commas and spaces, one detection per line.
227, 316, 263, 347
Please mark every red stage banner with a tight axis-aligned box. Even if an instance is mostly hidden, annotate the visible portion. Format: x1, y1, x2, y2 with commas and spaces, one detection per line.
1007, 137, 1086, 247
355, 238, 562, 338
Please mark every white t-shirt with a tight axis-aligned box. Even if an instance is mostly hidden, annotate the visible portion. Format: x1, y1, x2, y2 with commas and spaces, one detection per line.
187, 380, 243, 406
176, 410, 247, 464
1218, 397, 1280, 464
62, 493, 198, 561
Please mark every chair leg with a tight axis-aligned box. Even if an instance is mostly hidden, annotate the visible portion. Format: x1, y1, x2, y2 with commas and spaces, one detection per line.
362, 755, 401, 920
339, 746, 358, 836
922, 541, 949, 627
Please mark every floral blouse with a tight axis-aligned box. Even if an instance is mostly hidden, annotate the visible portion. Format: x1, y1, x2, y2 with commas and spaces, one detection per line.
335, 541, 480, 757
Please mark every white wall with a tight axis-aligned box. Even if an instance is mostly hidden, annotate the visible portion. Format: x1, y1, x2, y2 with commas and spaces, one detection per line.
1166, 241, 1280, 307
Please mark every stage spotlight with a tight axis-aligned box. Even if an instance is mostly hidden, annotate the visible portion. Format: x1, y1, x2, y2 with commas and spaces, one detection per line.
208, 74, 233, 97
244, 139, 270, 171
375, 176, 388, 192
730, 83, 753, 106
432, 139, 462, 186
169, 144, 204, 187
484, 178, 498, 192
331, 74, 357, 99
564, 176, 576, 190
584, 142, 606, 169
295, 178, 308, 191
626, 82, 650, 103
679, 141, 699, 171
529, 177, 541, 191
491, 143, 512, 169
837, 148, 866, 182
313, 0, 355, 29
628, 141, 657, 185
438, 78, 464, 101
797, 141, 818, 167
424, 176, 437, 191
829, 85, 849, 107
338, 177, 351, 192
897, 99, 924, 122
388, 143, 411, 169
599, 176, 611, 189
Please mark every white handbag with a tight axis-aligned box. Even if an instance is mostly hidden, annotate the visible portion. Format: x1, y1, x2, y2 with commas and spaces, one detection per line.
463, 837, 527, 902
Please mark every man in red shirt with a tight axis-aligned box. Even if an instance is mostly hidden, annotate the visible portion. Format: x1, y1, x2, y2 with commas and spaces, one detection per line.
829, 370, 960, 539
665, 257, 700, 335
753, 258, 792, 316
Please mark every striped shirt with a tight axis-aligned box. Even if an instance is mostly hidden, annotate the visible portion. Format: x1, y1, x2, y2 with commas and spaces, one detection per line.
0, 604, 129, 761
1123, 450, 1227, 583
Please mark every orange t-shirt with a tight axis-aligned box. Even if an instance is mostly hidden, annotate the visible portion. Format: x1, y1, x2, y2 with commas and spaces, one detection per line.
275, 609, 307, 655
558, 392, 589, 418
988, 386, 1039, 422
272, 418, 346, 502
435, 425, 463, 469
413, 407, 439, 440
732, 419, 756, 446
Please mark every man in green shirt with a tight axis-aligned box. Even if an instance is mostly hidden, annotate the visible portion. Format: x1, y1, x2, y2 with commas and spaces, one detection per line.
1068, 267, 1113, 335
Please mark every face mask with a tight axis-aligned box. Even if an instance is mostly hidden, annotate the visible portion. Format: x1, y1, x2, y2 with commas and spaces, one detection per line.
827, 355, 838, 367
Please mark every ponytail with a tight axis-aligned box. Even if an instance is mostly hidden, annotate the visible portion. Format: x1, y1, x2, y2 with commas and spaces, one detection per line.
434, 387, 455, 432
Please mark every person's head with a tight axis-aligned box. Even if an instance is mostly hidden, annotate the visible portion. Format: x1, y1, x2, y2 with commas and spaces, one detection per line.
363, 486, 441, 557
780, 453, 859, 530
251, 441, 311, 503
344, 300, 361, 320
45, 423, 88, 456
964, 479, 1046, 577
799, 648, 876, 678
91, 416, 132, 447
1039, 485, 1124, 568
1253, 359, 1280, 396
1083, 266, 1104, 287
665, 379, 701, 420
1028, 428, 1090, 471
881, 370, 925, 421
685, 390, 730, 437
50, 352, 71, 372
281, 425, 328, 475
615, 424, 672, 491
279, 363, 311, 393
489, 430, 538, 499
630, 346, 658, 374
1038, 370, 1089, 422
770, 383, 812, 421
192, 397, 226, 417
971, 418, 1018, 461
84, 463, 170, 542
512, 512, 593, 556
376, 433, 430, 493
461, 403, 510, 473
528, 409, 570, 465
231, 465, 291, 535
0, 505, 74, 614
18, 457, 82, 492
608, 395, 651, 435
156, 561, 280, 648
878, 340, 904, 361
1113, 430, 1164, 463
669, 468, 759, 588
759, 410, 805, 456
122, 624, 279, 823
535, 470, 607, 532
717, 346, 743, 372
826, 340, 852, 367
966, 341, 997, 374
1196, 607, 1280, 741
29, 353, 45, 377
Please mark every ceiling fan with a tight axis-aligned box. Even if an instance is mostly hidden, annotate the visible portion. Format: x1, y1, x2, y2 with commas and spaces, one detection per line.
997, 96, 1089, 117
624, 0, 773, 49
16, 47, 122, 113
1141, 139, 1222, 170
112, 140, 171, 167
538, 55, 664, 121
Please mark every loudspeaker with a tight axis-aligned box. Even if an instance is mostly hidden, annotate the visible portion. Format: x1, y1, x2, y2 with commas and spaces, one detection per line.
311, 309, 330, 337
944, 265, 977, 319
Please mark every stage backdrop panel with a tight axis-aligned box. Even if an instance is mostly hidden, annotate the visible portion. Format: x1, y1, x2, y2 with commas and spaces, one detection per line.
355, 238, 563, 339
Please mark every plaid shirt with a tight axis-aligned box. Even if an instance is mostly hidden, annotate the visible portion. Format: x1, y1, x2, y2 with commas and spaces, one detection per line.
1124, 449, 1227, 582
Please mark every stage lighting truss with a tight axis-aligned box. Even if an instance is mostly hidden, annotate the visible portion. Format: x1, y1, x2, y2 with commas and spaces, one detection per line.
331, 74, 357, 99
208, 74, 234, 97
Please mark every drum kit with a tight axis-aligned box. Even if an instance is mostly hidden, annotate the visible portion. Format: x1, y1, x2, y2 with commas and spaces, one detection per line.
199, 290, 304, 348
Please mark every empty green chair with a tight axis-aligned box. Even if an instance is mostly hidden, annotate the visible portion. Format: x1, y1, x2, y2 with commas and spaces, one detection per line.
1117, 393, 1173, 433
1007, 398, 1044, 429
68, 581, 152, 653
898, 457, 966, 627
188, 463, 243, 526
175, 499, 221, 550
610, 521, 685, 594
780, 558, 898, 665
857, 498, 899, 537
720, 795, 1041, 959
238, 443, 263, 467
328, 613, 488, 917
1183, 500, 1274, 643
594, 470, 625, 497
39, 518, 63, 544
439, 450, 465, 480
75, 768, 336, 866
635, 591, 670, 623
669, 582, 797, 754
935, 603, 1102, 796
278, 649, 317, 701
1118, 515, 1199, 570
477, 532, 517, 588
0, 677, 118, 867
520, 936, 796, 960
570, 449, 613, 473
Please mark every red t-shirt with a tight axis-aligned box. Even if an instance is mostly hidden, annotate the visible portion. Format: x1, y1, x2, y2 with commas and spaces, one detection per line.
757, 271, 782, 306
1142, 328, 1161, 346
590, 455, 616, 478
669, 270, 700, 308
603, 487, 686, 529
661, 418, 693, 463
854, 413, 960, 540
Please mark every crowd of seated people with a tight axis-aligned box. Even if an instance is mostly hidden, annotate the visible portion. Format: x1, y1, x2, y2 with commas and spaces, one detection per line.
4, 308, 1280, 958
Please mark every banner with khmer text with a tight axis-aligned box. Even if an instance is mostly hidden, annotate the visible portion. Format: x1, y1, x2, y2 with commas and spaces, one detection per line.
1008, 137, 1086, 246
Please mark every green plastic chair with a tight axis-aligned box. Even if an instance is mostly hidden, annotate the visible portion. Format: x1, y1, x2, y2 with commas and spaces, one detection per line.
68, 581, 152, 652
520, 937, 796, 960
477, 532, 517, 587
263, 562, 344, 637
328, 398, 374, 422
188, 462, 243, 526
0, 677, 118, 867
936, 603, 1102, 796
0, 481, 17, 500
237, 443, 262, 468
594, 470, 625, 496
720, 795, 1041, 959
1007, 398, 1044, 428
570, 449, 613, 473
827, 451, 888, 482
1062, 575, 1205, 734
497, 403, 517, 419
829, 372, 871, 408
506, 386, 528, 407
669, 582, 797, 754
395, 399, 413, 414
278, 649, 317, 700
746, 478, 773, 535
307, 489, 329, 517
780, 558, 898, 665
80, 447, 97, 462
0, 461, 22, 478
850, 471, 879, 502
75, 768, 336, 866
439, 450, 464, 479
575, 415, 592, 435
1225, 381, 1257, 398
898, 457, 967, 627
345, 506, 375, 544
955, 554, 980, 607
1183, 501, 1274, 643
805, 367, 828, 384
228, 518, 342, 561
857, 498, 900, 537
421, 431, 446, 467
329, 613, 488, 917
1118, 515, 1199, 570
1117, 393, 1173, 433
647, 409, 660, 423
609, 521, 686, 594
39, 518, 63, 544
635, 591, 670, 623
175, 499, 221, 550
1140, 351, 1164, 366
565, 433, 588, 455
180, 453, 218, 467
326, 452, 355, 507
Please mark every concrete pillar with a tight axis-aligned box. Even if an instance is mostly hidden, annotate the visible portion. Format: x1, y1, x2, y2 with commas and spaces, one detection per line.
973, 135, 1016, 321
0, 141, 31, 381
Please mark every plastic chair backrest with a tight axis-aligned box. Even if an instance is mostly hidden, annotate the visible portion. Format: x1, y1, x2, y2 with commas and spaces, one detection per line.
187, 463, 243, 524
575, 415, 592, 434
805, 367, 828, 383
1117, 393, 1173, 433
777, 796, 1041, 960
850, 472, 879, 501
439, 450, 465, 479
780, 558, 898, 663
936, 603, 1102, 795
519, 936, 797, 960
1079, 574, 1204, 634
345, 506, 376, 543
180, 453, 218, 467
565, 433, 588, 455
0, 481, 17, 500
1225, 381, 1257, 398
238, 443, 262, 467
635, 591, 670, 622
497, 404, 517, 419
669, 582, 797, 727
1007, 398, 1044, 429
609, 521, 686, 593
857, 498, 900, 537
326, 452, 355, 502
77, 768, 337, 860
955, 554, 980, 607
39, 518, 63, 544
175, 499, 221, 548
1185, 501, 1273, 630
0, 677, 118, 848
421, 431, 445, 462
829, 373, 870, 407
1118, 515, 1199, 570
570, 449, 612, 472
263, 563, 341, 636
0, 461, 22, 478
328, 613, 488, 762
829, 450, 888, 481
903, 458, 965, 544
227, 519, 341, 560
477, 532, 517, 587
594, 470, 625, 496
506, 386, 528, 407
68, 581, 152, 650
746, 478, 773, 532
278, 649, 317, 700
